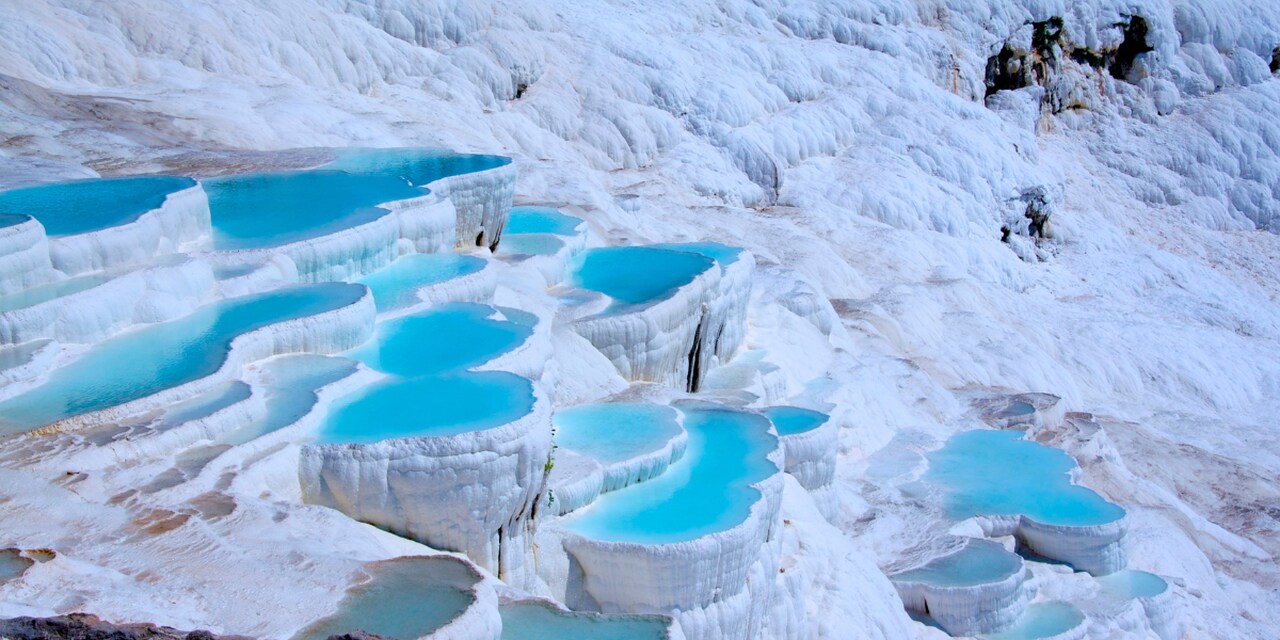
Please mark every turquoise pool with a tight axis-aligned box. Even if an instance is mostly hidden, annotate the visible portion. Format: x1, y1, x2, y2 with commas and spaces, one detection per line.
1096, 569, 1168, 599
985, 602, 1084, 640
924, 430, 1126, 528
349, 303, 534, 377
205, 170, 419, 250
498, 234, 566, 256
0, 283, 365, 435
553, 403, 683, 466
504, 206, 583, 236
220, 355, 358, 446
326, 148, 509, 186
763, 406, 829, 436
562, 405, 776, 544
892, 539, 1022, 588
355, 254, 486, 311
317, 371, 535, 444
499, 601, 669, 640
0, 273, 111, 313
651, 241, 743, 273
0, 176, 195, 236
569, 246, 714, 312
294, 556, 477, 640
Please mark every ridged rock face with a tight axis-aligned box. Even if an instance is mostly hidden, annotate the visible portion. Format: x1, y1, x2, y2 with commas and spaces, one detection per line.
428, 163, 517, 250
298, 395, 553, 588
890, 538, 1034, 636
0, 217, 53, 296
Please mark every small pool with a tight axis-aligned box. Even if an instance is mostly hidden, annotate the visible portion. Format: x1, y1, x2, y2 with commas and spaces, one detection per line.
1096, 569, 1168, 599
504, 206, 583, 236
553, 403, 683, 466
293, 556, 478, 640
651, 241, 743, 273
984, 602, 1085, 640
499, 601, 670, 640
205, 170, 419, 250
349, 303, 534, 377
892, 539, 1023, 588
0, 176, 195, 236
317, 371, 535, 444
220, 355, 358, 446
0, 283, 365, 435
155, 381, 252, 432
356, 254, 486, 311
924, 430, 1126, 528
498, 234, 566, 256
569, 246, 715, 312
0, 273, 111, 313
562, 405, 776, 544
0, 549, 32, 584
763, 406, 829, 436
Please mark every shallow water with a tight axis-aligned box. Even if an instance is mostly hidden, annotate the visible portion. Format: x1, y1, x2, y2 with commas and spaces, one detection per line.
570, 246, 714, 312
220, 355, 358, 446
651, 241, 743, 273
498, 234, 565, 256
0, 273, 111, 313
763, 405, 829, 436
892, 539, 1023, 587
356, 254, 486, 311
317, 371, 535, 443
0, 549, 32, 584
985, 602, 1085, 640
562, 404, 776, 544
925, 429, 1126, 527
504, 206, 583, 236
0, 283, 364, 434
499, 601, 669, 640
0, 176, 195, 236
553, 403, 683, 465
325, 148, 508, 186
349, 303, 533, 377
206, 170, 418, 250
1096, 569, 1168, 599
294, 556, 477, 640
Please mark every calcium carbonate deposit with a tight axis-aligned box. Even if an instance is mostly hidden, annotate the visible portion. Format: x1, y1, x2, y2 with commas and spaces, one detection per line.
0, 0, 1278, 639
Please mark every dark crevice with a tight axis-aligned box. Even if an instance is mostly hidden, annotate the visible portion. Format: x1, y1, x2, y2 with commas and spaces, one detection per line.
1271, 46, 1279, 74
475, 230, 484, 247
1109, 16, 1153, 80
686, 313, 707, 393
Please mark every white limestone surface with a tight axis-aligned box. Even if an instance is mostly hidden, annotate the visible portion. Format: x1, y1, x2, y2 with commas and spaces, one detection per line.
889, 538, 1035, 637
0, 216, 53, 295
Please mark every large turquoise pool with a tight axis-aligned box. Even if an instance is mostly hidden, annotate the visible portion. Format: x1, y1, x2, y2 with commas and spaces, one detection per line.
553, 403, 683, 467
0, 176, 195, 236
651, 241, 743, 273
294, 556, 477, 640
317, 371, 535, 444
924, 430, 1126, 528
356, 254, 486, 312
0, 283, 365, 435
569, 246, 714, 312
349, 303, 533, 377
763, 406, 829, 436
891, 539, 1022, 588
326, 148, 509, 186
562, 405, 776, 544
499, 601, 670, 640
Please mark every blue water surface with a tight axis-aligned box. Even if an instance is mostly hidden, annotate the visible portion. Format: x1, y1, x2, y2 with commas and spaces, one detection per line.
0, 176, 195, 236
562, 405, 776, 544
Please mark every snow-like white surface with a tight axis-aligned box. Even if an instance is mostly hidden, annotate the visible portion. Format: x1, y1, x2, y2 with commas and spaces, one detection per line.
0, 0, 1278, 637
